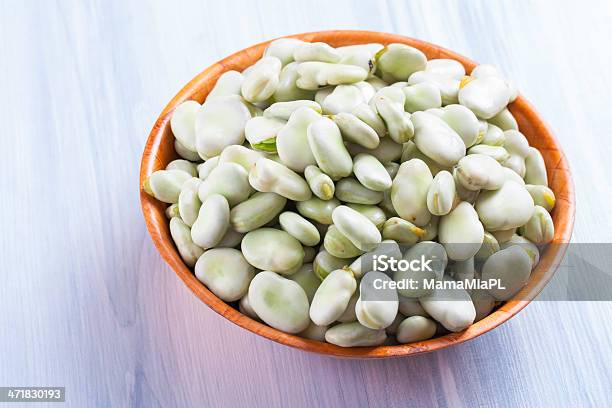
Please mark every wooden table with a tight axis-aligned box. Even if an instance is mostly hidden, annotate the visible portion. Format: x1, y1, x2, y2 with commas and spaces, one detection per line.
1, 1, 610, 406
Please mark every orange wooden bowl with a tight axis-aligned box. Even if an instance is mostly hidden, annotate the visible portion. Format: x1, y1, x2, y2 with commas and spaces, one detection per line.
140, 30, 575, 358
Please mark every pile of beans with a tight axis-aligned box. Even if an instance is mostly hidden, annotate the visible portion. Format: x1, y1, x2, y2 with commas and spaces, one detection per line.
144, 39, 555, 347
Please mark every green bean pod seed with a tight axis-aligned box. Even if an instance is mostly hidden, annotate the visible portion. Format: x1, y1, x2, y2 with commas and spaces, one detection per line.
324, 225, 363, 259
519, 205, 554, 244
230, 192, 287, 233
310, 269, 357, 326
288, 263, 321, 302
296, 62, 368, 90
525, 184, 556, 212
241, 228, 305, 275
333, 112, 380, 149
169, 217, 204, 267
524, 147, 548, 186
481, 245, 531, 300
427, 170, 456, 216
170, 100, 201, 152
248, 271, 310, 333
198, 162, 252, 207
313, 249, 353, 281
332, 205, 382, 251
166, 159, 198, 177
195, 248, 255, 302
439, 202, 484, 261
335, 178, 384, 205
276, 107, 320, 172
279, 211, 321, 246
375, 44, 427, 83
307, 117, 353, 179
396, 316, 437, 343
403, 82, 442, 113
475, 181, 535, 231
296, 197, 340, 224
143, 169, 192, 204
191, 194, 230, 249
382, 217, 426, 245
195, 96, 251, 159
412, 111, 466, 167
391, 159, 433, 226
241, 56, 281, 103
419, 276, 476, 332
248, 157, 311, 201
178, 177, 202, 227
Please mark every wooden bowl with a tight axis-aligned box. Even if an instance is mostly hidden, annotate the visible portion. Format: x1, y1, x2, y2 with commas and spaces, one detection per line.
140, 30, 575, 358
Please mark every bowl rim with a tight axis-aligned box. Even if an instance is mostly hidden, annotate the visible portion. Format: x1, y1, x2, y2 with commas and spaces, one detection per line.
139, 30, 575, 358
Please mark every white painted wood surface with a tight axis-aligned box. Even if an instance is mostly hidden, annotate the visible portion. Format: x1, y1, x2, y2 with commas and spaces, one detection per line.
1, 0, 611, 406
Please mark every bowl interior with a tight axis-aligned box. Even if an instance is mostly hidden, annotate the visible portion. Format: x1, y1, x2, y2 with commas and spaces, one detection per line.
140, 30, 575, 358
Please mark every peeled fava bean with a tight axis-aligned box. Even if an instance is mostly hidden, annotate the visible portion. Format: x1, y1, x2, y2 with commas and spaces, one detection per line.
279, 211, 321, 246
455, 154, 505, 191
403, 82, 442, 113
458, 76, 511, 119
264, 38, 304, 66
500, 234, 540, 269
412, 111, 466, 167
230, 192, 287, 233
324, 225, 363, 259
391, 159, 433, 226
322, 84, 365, 115
488, 108, 518, 131
353, 154, 392, 192
349, 240, 402, 278
299, 322, 329, 341
169, 217, 204, 267
436, 104, 480, 148
335, 178, 384, 205
274, 62, 316, 102
356, 272, 399, 329
481, 123, 505, 146
374, 96, 414, 144
304, 165, 335, 200
426, 59, 465, 79
467, 145, 510, 163
218, 145, 264, 172
519, 205, 555, 245
348, 137, 404, 163
296, 197, 340, 224
239, 293, 259, 320
427, 170, 456, 216
347, 204, 387, 230
293, 41, 341, 63
481, 245, 532, 300
395, 241, 447, 298
191, 194, 230, 249
170, 101, 201, 152
195, 96, 251, 159
165, 203, 180, 219
333, 112, 380, 149
288, 263, 321, 302
408, 70, 460, 105
325, 321, 386, 347
525, 184, 556, 212
175, 139, 201, 161
245, 116, 286, 153
195, 248, 255, 302
313, 249, 351, 281
241, 56, 281, 103
296, 62, 368, 90
475, 181, 535, 231
375, 43, 427, 83
396, 316, 437, 343
207, 70, 244, 100
198, 156, 219, 180
241, 228, 304, 275
310, 269, 357, 326
276, 107, 320, 172
382, 217, 425, 245
352, 103, 387, 138
524, 147, 548, 186
336, 43, 383, 74
144, 169, 192, 204
249, 158, 311, 201
264, 100, 321, 120
474, 231, 500, 262
198, 162, 252, 207
439, 202, 485, 261
178, 177, 202, 227
332, 205, 382, 252
248, 271, 310, 333
419, 276, 476, 332
307, 118, 353, 179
